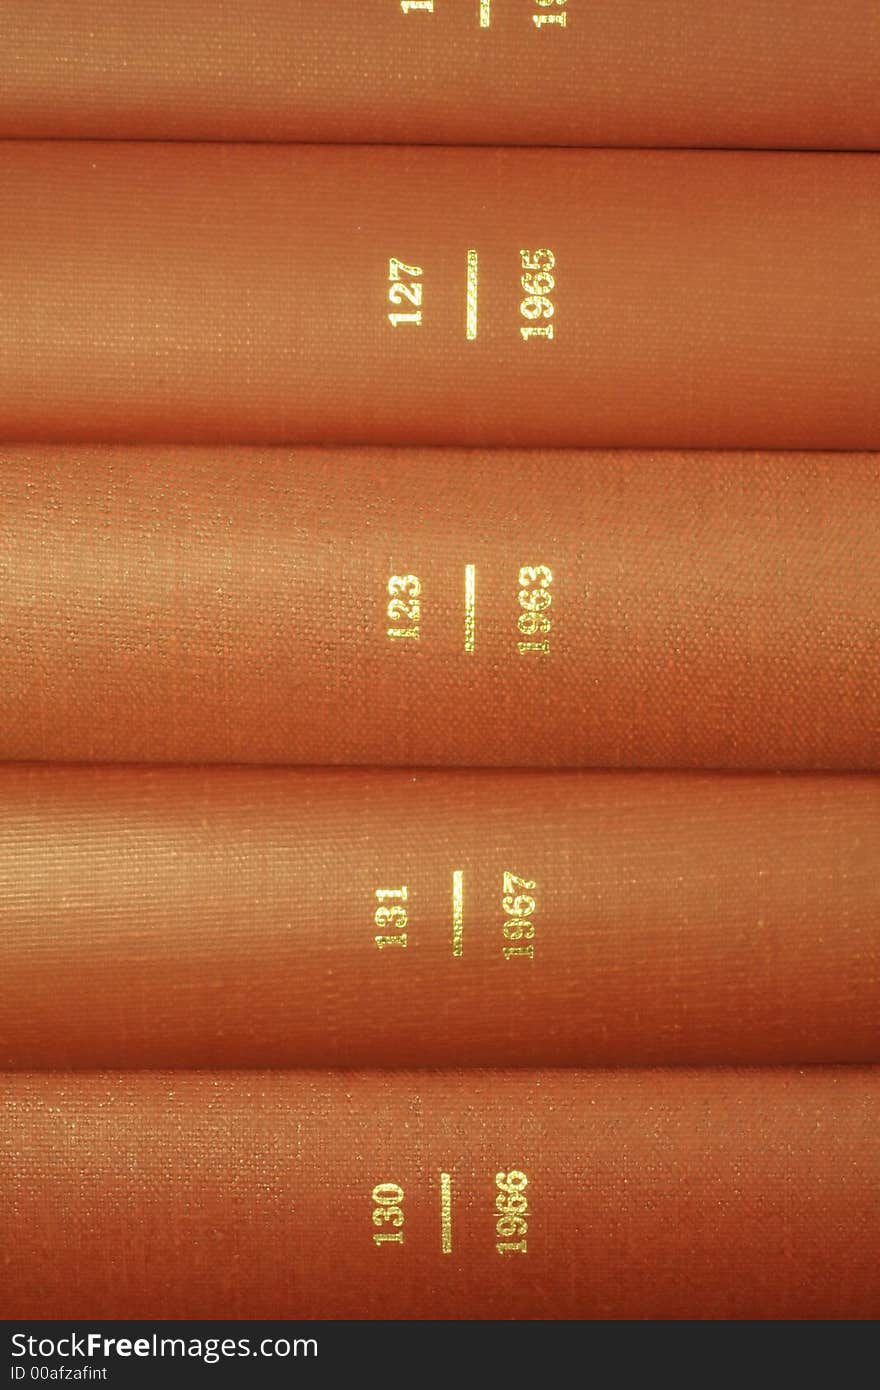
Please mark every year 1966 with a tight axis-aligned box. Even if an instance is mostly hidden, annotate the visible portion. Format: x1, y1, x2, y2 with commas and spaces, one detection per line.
496, 1169, 530, 1254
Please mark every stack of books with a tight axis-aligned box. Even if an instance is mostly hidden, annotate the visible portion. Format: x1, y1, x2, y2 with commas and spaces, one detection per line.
1, 0, 878, 1324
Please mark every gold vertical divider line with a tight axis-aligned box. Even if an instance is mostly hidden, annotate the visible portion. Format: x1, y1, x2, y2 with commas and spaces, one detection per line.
464, 563, 476, 653
452, 870, 464, 957
479, 1, 492, 28
440, 1173, 453, 1253
466, 249, 479, 340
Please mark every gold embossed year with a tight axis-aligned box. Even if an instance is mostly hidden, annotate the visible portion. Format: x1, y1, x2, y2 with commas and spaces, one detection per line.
496, 1170, 530, 1254
502, 871, 537, 960
518, 565, 553, 654
519, 249, 556, 340
534, 0, 568, 27
374, 886, 408, 949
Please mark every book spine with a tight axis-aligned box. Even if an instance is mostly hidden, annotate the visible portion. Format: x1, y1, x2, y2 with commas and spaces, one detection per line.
1, 144, 878, 450
4, 1069, 878, 1320
1, 766, 877, 1069
2, 1, 879, 150
2, 446, 878, 771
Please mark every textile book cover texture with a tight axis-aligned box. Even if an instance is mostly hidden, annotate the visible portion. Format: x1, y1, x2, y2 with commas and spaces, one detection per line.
0, 765, 876, 1070
1, 446, 877, 770
1, 144, 879, 449
2, 1, 879, 149
3, 1070, 879, 1321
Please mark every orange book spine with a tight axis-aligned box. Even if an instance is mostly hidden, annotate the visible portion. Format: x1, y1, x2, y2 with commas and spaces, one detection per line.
1, 144, 878, 450
1, 766, 877, 1069
1, 1, 879, 150
2, 446, 878, 770
4, 1069, 879, 1320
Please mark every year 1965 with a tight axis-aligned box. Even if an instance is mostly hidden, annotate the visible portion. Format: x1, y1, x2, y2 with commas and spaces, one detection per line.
519, 248, 556, 340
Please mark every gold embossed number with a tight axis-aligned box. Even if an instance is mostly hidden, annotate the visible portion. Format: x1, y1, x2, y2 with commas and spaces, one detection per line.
375, 886, 408, 949
372, 1182, 405, 1246
388, 257, 423, 327
496, 1170, 529, 1253
387, 574, 421, 641
519, 249, 555, 340
502, 870, 536, 960
401, 2, 491, 22
517, 564, 552, 655
533, 0, 567, 26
